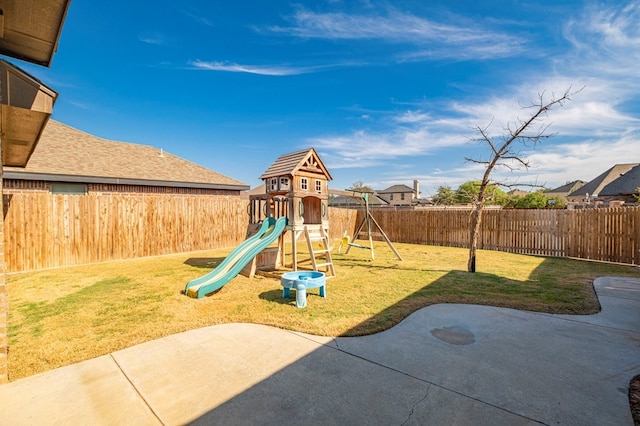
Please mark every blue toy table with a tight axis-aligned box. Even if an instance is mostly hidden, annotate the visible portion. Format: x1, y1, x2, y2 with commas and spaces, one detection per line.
281, 271, 326, 308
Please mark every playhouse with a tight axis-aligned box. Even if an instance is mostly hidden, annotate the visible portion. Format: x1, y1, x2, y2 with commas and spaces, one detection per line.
258, 148, 335, 276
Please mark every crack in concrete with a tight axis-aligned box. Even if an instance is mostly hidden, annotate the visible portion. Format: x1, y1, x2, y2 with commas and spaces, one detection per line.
400, 383, 431, 425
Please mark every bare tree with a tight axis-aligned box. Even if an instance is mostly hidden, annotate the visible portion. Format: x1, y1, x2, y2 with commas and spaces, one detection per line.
466, 87, 580, 273
348, 180, 374, 193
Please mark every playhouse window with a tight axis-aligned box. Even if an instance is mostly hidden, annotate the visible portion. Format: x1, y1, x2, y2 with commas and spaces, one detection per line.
269, 178, 278, 191
300, 177, 308, 191
279, 177, 290, 191
315, 179, 322, 193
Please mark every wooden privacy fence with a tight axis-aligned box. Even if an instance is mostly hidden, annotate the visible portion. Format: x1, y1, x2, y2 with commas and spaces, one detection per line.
2, 192, 638, 272
3, 193, 248, 272
2, 193, 358, 273
361, 207, 640, 265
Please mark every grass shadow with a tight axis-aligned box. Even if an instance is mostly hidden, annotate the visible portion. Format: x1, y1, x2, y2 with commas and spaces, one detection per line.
183, 257, 225, 269
258, 288, 326, 305
258, 289, 289, 304
338, 257, 604, 337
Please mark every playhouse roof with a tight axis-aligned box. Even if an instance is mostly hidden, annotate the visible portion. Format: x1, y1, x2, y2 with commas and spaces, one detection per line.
260, 148, 333, 181
3, 120, 249, 191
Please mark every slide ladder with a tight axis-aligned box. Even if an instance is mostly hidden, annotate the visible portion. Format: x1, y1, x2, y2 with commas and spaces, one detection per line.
304, 225, 335, 277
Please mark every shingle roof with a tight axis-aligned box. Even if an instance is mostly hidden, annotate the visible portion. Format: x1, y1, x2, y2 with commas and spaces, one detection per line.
3, 120, 248, 190
599, 164, 640, 195
545, 180, 586, 194
569, 164, 639, 197
260, 148, 332, 181
377, 184, 415, 194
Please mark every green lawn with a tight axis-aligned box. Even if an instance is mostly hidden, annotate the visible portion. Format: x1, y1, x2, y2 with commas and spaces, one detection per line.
7, 241, 639, 381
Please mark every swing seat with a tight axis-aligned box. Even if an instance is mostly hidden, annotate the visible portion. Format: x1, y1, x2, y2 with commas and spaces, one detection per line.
341, 232, 370, 250
348, 242, 370, 250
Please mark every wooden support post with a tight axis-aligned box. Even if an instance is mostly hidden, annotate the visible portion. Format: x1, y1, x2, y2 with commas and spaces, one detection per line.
345, 190, 401, 261
367, 210, 402, 261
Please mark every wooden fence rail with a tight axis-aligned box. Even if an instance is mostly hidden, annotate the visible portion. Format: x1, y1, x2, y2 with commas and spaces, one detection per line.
3, 193, 638, 272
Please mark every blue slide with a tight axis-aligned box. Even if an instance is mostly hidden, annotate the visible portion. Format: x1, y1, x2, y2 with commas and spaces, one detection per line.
185, 216, 288, 298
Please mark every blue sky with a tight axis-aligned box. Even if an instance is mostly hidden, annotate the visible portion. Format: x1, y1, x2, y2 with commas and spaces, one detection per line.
16, 0, 640, 197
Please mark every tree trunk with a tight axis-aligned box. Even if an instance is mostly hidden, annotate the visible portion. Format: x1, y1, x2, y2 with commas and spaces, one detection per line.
467, 203, 483, 273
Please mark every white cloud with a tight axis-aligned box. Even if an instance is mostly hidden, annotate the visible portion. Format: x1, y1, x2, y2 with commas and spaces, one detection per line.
565, 2, 640, 55
197, 5, 529, 81
298, 2, 640, 194
188, 59, 364, 76
138, 33, 168, 46
394, 111, 431, 124
183, 10, 215, 27
312, 119, 468, 170
562, 2, 640, 84
268, 7, 528, 60
188, 60, 312, 76
548, 100, 640, 137
523, 137, 640, 183
67, 100, 91, 110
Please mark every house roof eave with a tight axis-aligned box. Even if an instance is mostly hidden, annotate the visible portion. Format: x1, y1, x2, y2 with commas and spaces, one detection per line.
3, 171, 250, 191
0, 0, 72, 67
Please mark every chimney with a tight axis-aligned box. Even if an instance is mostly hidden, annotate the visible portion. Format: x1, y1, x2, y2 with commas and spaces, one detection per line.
413, 179, 419, 199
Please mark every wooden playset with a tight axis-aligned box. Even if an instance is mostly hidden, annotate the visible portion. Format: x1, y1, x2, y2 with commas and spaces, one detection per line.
247, 148, 335, 277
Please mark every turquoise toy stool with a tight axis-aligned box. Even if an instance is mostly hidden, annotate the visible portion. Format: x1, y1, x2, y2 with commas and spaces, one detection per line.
281, 271, 326, 308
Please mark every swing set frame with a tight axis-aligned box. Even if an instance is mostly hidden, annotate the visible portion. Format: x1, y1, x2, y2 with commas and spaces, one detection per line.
339, 189, 402, 261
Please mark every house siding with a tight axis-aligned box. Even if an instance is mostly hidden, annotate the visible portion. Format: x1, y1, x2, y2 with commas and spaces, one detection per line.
379, 192, 414, 206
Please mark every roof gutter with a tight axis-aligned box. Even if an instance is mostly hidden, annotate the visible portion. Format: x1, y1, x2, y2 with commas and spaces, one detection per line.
2, 171, 250, 191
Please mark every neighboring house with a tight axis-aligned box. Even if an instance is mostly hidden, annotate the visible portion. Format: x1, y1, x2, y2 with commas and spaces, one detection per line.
593, 164, 640, 204
567, 164, 640, 205
3, 120, 249, 195
544, 180, 586, 202
328, 180, 434, 209
329, 192, 390, 209
508, 189, 529, 197
377, 184, 417, 206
